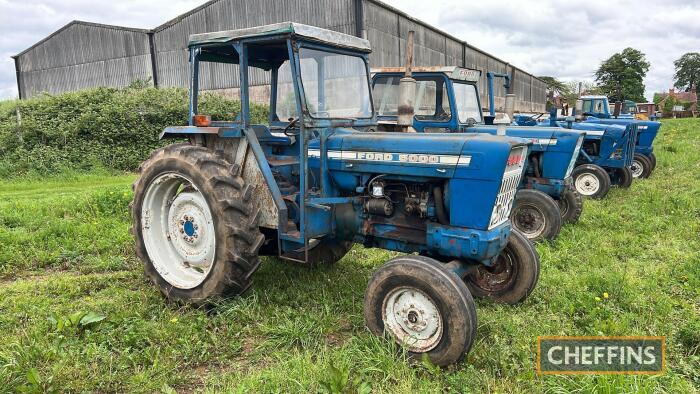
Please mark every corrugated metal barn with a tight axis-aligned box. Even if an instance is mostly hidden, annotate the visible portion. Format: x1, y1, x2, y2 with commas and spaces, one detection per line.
13, 0, 546, 112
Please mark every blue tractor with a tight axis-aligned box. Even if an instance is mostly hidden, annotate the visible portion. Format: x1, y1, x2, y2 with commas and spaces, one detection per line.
514, 102, 638, 200
131, 22, 540, 366
371, 67, 586, 242
577, 95, 661, 179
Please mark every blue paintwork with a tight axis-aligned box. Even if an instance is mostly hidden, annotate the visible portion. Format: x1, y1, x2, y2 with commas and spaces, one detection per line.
372, 71, 584, 201
579, 96, 661, 158
515, 116, 636, 170
183, 221, 195, 237
162, 28, 533, 266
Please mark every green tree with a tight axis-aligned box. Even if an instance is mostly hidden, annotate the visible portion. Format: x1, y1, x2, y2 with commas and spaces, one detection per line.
673, 52, 700, 92
538, 76, 571, 109
594, 48, 650, 102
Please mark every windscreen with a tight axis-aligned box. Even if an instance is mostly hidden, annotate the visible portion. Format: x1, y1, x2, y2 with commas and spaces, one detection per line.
296, 48, 372, 119
453, 82, 482, 123
373, 76, 451, 121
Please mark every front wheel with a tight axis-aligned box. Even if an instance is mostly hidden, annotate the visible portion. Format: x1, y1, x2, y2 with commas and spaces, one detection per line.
557, 189, 584, 224
631, 153, 653, 179
463, 230, 540, 304
572, 164, 611, 199
510, 189, 562, 242
364, 256, 477, 366
610, 166, 633, 188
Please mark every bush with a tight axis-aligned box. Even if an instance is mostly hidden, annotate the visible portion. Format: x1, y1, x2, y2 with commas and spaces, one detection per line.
0, 85, 269, 178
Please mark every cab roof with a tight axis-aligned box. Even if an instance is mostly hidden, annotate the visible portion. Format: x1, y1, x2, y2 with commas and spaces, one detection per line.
189, 22, 371, 52
371, 66, 481, 83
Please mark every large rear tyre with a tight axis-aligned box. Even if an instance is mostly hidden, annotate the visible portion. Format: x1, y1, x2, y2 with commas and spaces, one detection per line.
572, 164, 611, 199
610, 166, 633, 188
463, 230, 540, 304
510, 189, 562, 242
631, 153, 653, 179
557, 189, 583, 224
131, 143, 265, 304
364, 256, 477, 366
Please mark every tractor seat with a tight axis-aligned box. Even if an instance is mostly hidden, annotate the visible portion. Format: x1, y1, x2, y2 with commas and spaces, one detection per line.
251, 124, 293, 145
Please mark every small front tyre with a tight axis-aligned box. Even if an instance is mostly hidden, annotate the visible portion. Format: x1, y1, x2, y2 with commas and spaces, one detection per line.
364, 256, 477, 366
610, 166, 633, 188
464, 230, 540, 304
510, 189, 562, 242
572, 164, 611, 199
647, 152, 657, 171
631, 153, 653, 179
557, 189, 584, 224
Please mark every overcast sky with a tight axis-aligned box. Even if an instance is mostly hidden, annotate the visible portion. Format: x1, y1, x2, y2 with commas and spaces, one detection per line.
1, 0, 698, 100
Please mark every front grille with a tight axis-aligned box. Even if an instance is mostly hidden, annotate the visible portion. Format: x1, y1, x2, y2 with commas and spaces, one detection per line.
489, 146, 528, 229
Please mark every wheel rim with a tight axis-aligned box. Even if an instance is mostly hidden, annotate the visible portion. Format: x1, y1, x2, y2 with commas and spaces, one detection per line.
382, 287, 443, 352
575, 173, 600, 196
512, 203, 546, 238
469, 246, 518, 293
141, 173, 216, 289
630, 160, 644, 178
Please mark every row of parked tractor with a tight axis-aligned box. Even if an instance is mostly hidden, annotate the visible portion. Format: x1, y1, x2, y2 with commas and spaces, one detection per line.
130, 23, 660, 367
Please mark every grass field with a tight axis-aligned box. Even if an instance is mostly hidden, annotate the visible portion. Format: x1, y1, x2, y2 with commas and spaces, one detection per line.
0, 119, 698, 393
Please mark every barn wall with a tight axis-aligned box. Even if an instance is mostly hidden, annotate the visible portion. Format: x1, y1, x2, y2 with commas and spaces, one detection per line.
15, 0, 546, 112
16, 23, 152, 98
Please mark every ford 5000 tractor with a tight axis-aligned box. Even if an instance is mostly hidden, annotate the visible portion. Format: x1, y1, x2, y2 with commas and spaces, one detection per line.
515, 107, 637, 199
577, 95, 661, 179
131, 23, 540, 366
371, 67, 586, 242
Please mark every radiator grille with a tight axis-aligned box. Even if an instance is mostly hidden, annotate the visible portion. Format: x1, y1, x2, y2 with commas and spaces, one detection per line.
489, 146, 528, 229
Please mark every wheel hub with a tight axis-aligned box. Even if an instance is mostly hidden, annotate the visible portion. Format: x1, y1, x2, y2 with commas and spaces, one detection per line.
382, 287, 442, 352
575, 173, 600, 196
514, 204, 546, 238
631, 160, 644, 178
471, 251, 516, 292
141, 173, 216, 289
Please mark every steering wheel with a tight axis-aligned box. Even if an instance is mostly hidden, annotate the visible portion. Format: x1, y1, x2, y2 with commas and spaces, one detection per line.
283, 117, 299, 136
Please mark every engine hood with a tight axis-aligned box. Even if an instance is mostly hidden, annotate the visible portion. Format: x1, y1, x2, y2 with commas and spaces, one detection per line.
308, 128, 530, 181
469, 125, 584, 154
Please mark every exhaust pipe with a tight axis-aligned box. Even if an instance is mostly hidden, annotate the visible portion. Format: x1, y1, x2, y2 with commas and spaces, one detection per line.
574, 99, 583, 121
504, 94, 515, 120
397, 30, 417, 133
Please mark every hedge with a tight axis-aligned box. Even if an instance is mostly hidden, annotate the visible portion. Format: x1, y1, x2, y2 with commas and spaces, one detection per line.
0, 84, 268, 178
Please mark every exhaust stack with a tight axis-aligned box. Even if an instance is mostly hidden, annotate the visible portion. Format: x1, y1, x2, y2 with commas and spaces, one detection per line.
397, 31, 417, 132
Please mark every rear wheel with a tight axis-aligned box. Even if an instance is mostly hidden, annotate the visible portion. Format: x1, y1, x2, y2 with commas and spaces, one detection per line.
572, 164, 611, 199
463, 230, 540, 304
610, 166, 633, 188
631, 153, 652, 179
364, 256, 477, 366
131, 143, 265, 304
647, 152, 657, 171
557, 189, 584, 224
510, 189, 562, 242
